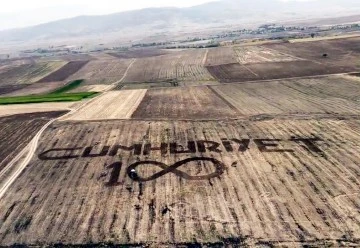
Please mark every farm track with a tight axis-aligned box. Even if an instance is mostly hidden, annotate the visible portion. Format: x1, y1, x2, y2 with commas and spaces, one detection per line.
0, 59, 137, 201
67, 59, 134, 86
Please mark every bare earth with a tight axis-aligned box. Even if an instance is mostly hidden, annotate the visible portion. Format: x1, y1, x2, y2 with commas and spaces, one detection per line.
0, 102, 74, 117
0, 118, 360, 246
0, 37, 360, 247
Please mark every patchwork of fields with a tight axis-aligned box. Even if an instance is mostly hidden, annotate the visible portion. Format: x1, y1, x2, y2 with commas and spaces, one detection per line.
0, 37, 360, 246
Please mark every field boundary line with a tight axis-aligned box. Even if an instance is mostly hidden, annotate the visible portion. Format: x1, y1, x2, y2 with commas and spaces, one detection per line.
216, 71, 360, 85
0, 118, 56, 199
106, 58, 137, 91
126, 89, 147, 119
206, 85, 242, 115
241, 64, 259, 77
0, 58, 138, 200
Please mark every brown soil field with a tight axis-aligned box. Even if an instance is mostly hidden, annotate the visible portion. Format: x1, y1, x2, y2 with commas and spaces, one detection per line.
37, 61, 89, 83
0, 111, 67, 173
0, 102, 74, 117
210, 76, 360, 116
0, 84, 29, 96
131, 86, 238, 120
123, 49, 214, 83
206, 38, 360, 83
108, 49, 168, 59
67, 59, 133, 85
65, 90, 147, 121
264, 37, 360, 68
3, 81, 67, 97
0, 117, 359, 246
205, 47, 238, 66
207, 61, 353, 83
0, 61, 66, 85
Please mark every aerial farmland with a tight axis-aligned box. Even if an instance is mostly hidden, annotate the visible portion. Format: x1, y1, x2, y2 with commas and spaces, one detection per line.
0, 36, 360, 247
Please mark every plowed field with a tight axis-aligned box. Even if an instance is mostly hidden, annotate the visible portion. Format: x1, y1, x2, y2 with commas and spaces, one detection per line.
0, 117, 359, 246
123, 49, 214, 84
0, 111, 67, 173
131, 86, 238, 120
210, 75, 360, 116
37, 61, 89, 83
0, 61, 66, 85
207, 61, 352, 83
3, 82, 67, 97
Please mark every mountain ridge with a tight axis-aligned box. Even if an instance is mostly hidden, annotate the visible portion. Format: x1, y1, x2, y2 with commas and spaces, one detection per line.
1, 0, 360, 42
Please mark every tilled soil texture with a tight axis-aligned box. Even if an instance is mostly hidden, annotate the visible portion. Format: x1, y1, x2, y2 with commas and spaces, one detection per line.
131, 86, 239, 120
205, 47, 238, 66
67, 59, 133, 86
207, 61, 352, 83
122, 49, 214, 85
0, 61, 66, 85
264, 36, 360, 68
210, 75, 360, 116
0, 103, 74, 117
108, 49, 168, 59
0, 111, 68, 173
37, 61, 89, 83
3, 82, 68, 97
206, 37, 360, 83
1, 118, 360, 246
0, 85, 29, 96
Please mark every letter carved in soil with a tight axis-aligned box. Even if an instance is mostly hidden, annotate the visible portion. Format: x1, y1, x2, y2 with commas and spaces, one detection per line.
126, 157, 225, 182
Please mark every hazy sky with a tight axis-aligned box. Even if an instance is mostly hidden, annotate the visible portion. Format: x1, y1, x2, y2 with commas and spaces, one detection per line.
0, 0, 218, 30
0, 0, 310, 30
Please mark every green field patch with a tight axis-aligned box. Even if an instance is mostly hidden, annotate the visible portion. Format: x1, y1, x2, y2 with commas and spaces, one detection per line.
0, 92, 97, 105
50, 79, 84, 94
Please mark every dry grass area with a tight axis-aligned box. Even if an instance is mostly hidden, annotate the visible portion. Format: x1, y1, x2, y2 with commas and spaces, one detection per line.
0, 61, 66, 85
234, 46, 302, 64
0, 102, 74, 117
123, 49, 214, 83
210, 76, 360, 116
0, 118, 359, 246
67, 59, 133, 85
65, 90, 147, 121
131, 86, 238, 120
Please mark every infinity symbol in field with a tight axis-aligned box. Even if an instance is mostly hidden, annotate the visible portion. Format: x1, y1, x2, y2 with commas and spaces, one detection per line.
127, 157, 225, 182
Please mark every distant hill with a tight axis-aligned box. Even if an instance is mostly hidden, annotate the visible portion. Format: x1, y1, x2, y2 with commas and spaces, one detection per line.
1, 0, 360, 42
